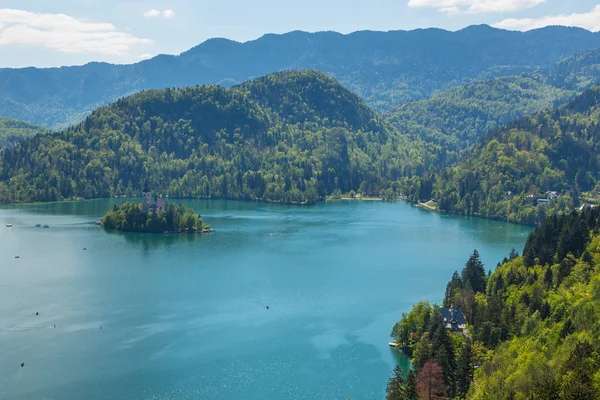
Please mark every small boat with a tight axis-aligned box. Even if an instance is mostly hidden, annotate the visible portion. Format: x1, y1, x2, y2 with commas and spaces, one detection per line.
388, 342, 399, 348
35, 224, 41, 228
15, 255, 20, 259
6, 224, 12, 227
83, 248, 87, 251
94, 221, 101, 226
43, 225, 50, 229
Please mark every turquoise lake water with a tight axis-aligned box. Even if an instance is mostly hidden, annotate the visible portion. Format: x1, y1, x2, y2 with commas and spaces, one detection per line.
0, 199, 532, 400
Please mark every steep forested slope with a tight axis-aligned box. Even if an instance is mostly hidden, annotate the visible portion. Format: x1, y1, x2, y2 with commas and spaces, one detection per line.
387, 50, 600, 166
389, 207, 600, 400
1, 25, 599, 128
402, 86, 600, 225
0, 117, 48, 149
0, 70, 428, 204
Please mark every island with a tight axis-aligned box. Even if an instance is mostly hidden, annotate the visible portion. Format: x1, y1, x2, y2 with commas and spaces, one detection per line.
101, 189, 211, 234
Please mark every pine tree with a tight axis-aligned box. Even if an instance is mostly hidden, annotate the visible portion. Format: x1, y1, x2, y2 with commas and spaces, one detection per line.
462, 250, 487, 293
444, 271, 463, 307
405, 370, 418, 400
386, 365, 406, 400
544, 267, 553, 288
456, 337, 474, 398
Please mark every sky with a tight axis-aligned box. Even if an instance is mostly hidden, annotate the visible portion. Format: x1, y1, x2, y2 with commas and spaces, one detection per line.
1, 0, 599, 68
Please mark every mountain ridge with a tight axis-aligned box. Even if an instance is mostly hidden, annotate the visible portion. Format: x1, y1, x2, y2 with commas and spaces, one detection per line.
2, 25, 599, 129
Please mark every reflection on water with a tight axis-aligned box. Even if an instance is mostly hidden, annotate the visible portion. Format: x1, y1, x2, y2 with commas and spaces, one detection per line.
104, 229, 206, 252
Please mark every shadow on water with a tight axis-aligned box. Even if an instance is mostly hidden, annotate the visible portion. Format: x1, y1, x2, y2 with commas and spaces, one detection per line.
104, 229, 205, 252
390, 348, 413, 372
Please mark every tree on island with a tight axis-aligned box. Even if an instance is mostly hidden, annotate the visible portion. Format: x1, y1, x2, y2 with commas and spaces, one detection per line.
102, 202, 209, 233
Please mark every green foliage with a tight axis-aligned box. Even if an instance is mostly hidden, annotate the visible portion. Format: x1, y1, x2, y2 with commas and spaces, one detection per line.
0, 117, 48, 149
402, 85, 600, 226
387, 49, 600, 166
386, 365, 407, 400
462, 250, 487, 294
101, 202, 206, 233
392, 206, 600, 399
0, 70, 430, 205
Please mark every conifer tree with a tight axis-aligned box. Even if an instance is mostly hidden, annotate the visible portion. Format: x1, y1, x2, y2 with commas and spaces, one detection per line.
456, 337, 474, 398
386, 365, 406, 400
462, 250, 486, 294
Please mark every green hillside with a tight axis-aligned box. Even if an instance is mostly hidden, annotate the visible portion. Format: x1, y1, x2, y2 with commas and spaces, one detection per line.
389, 207, 600, 399
0, 117, 48, 149
387, 50, 600, 166
402, 86, 600, 225
0, 70, 429, 204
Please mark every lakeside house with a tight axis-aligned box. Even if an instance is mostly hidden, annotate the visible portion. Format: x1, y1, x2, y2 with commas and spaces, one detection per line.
440, 307, 466, 334
141, 189, 166, 213
546, 191, 559, 201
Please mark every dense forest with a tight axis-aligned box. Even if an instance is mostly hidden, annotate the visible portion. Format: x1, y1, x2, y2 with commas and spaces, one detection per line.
0, 117, 48, 149
0, 70, 431, 205
387, 49, 600, 166
401, 86, 600, 225
2, 25, 599, 128
389, 206, 600, 399
102, 202, 208, 233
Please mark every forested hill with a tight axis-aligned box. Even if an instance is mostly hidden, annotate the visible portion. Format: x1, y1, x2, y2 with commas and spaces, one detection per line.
0, 70, 427, 204
402, 86, 600, 225
388, 206, 600, 400
0, 117, 48, 149
2, 25, 600, 129
387, 49, 600, 166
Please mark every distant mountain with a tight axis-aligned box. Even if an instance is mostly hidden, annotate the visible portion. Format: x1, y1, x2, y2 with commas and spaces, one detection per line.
0, 70, 426, 204
1, 25, 600, 129
403, 86, 600, 225
0, 117, 48, 149
387, 49, 600, 166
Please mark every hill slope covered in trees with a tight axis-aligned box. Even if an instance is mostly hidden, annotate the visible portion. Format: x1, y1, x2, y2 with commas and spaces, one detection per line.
402, 86, 600, 225
388, 207, 600, 399
2, 25, 600, 128
387, 49, 600, 166
0, 70, 429, 204
0, 117, 48, 149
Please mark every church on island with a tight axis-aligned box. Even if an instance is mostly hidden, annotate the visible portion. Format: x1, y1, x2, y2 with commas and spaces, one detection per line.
141, 189, 166, 213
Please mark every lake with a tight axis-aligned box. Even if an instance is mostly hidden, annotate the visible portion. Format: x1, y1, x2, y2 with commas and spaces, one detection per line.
0, 199, 532, 400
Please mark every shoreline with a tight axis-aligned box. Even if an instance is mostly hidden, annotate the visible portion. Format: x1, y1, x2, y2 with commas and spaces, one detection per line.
414, 201, 538, 228
0, 196, 537, 227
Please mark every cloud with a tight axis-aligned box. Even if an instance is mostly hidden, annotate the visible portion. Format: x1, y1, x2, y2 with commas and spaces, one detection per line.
0, 8, 152, 55
143, 9, 161, 18
494, 5, 600, 31
143, 9, 175, 18
407, 0, 546, 14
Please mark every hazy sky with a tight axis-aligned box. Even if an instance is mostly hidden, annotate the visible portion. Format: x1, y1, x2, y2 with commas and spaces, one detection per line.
1, 0, 599, 68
